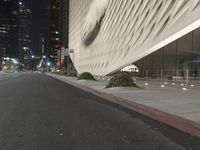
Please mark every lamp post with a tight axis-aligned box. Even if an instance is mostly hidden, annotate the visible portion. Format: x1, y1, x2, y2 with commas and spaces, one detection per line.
31, 55, 35, 71
66, 48, 75, 79
47, 62, 51, 72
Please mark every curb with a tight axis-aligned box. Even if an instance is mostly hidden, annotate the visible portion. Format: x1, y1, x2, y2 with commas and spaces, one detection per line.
49, 74, 200, 138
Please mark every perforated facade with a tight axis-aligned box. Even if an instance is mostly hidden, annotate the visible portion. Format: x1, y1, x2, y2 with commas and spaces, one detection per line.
69, 0, 200, 75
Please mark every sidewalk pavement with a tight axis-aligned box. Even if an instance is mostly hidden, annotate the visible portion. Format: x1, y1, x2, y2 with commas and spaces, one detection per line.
0, 71, 5, 74
47, 73, 200, 137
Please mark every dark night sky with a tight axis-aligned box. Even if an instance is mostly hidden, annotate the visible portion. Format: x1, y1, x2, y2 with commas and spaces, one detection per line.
25, 0, 49, 55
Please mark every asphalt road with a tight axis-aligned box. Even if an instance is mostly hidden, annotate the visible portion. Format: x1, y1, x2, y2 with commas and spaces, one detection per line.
0, 72, 199, 150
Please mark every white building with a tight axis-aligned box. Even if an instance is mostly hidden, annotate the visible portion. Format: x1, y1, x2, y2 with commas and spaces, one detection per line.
69, 0, 200, 77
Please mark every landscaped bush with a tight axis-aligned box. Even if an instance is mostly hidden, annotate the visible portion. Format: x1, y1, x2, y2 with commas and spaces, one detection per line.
78, 72, 95, 80
65, 70, 78, 77
54, 71, 67, 76
106, 72, 138, 88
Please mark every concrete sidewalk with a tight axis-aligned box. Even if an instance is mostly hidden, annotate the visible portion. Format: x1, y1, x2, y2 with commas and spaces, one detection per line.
0, 71, 6, 74
47, 73, 200, 137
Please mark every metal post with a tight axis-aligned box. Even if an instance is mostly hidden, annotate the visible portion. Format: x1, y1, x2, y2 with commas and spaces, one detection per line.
161, 69, 163, 83
73, 52, 74, 79
146, 70, 148, 80
67, 48, 75, 79
157, 70, 159, 80
186, 69, 189, 85
143, 70, 145, 78
176, 69, 178, 82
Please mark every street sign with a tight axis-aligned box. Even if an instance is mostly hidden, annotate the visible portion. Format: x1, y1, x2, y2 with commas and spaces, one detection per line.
64, 49, 69, 56
65, 48, 74, 56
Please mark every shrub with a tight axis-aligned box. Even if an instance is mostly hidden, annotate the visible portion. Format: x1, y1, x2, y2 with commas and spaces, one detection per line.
54, 71, 67, 76
66, 70, 78, 77
106, 72, 137, 88
78, 72, 95, 80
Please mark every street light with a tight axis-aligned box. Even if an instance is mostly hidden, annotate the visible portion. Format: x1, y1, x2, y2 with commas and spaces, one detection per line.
47, 62, 51, 72
31, 55, 35, 70
47, 62, 51, 66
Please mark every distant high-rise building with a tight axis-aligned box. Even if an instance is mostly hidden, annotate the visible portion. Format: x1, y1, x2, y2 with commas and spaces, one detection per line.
0, 0, 31, 62
59, 0, 69, 48
42, 0, 50, 57
0, 0, 19, 58
18, 0, 32, 62
45, 0, 69, 66
48, 0, 60, 63
39, 34, 45, 55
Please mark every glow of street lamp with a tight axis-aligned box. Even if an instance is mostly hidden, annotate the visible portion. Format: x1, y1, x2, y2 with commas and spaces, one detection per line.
47, 62, 51, 66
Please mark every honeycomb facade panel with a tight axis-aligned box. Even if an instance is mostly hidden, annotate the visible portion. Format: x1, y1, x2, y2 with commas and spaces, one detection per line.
69, 0, 200, 75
